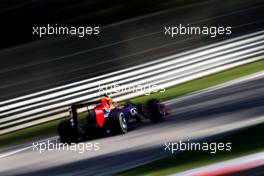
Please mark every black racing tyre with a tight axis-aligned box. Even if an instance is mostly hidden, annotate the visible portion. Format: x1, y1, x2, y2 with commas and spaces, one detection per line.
110, 110, 128, 134
146, 99, 165, 122
58, 120, 78, 143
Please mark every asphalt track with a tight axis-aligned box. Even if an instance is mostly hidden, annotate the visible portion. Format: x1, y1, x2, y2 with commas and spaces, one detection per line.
1, 73, 264, 176
1, 0, 264, 100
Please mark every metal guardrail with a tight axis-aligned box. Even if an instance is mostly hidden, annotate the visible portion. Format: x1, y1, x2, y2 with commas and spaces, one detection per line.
1, 30, 264, 135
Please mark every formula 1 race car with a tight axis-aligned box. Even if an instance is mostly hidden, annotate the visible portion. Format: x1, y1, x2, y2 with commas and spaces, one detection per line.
58, 96, 169, 143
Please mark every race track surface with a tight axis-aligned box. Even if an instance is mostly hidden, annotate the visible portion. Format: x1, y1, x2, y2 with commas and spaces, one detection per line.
1, 73, 264, 176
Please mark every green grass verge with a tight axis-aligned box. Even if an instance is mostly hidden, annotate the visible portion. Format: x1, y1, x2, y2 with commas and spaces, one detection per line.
131, 60, 264, 104
117, 122, 264, 176
1, 60, 264, 149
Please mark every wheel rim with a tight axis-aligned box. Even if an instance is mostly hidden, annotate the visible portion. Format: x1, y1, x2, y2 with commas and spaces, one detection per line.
119, 113, 127, 131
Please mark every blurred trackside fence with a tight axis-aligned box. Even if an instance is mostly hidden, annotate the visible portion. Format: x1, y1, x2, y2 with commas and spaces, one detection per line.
1, 30, 264, 135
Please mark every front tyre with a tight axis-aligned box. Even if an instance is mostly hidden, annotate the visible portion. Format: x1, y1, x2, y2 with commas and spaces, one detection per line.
146, 99, 165, 122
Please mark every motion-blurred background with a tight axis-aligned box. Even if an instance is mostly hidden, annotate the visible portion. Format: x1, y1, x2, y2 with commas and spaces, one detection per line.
1, 0, 204, 49
1, 0, 264, 175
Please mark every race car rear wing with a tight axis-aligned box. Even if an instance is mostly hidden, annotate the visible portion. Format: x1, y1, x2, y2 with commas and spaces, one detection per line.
68, 94, 111, 131
68, 101, 98, 133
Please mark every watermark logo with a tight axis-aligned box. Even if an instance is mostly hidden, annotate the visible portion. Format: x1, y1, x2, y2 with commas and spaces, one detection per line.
32, 24, 100, 37
98, 82, 166, 96
32, 140, 100, 154
164, 24, 232, 38
164, 140, 232, 154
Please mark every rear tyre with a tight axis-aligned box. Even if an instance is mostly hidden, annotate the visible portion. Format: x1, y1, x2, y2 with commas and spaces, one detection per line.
110, 110, 128, 134
146, 99, 165, 122
58, 120, 78, 143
